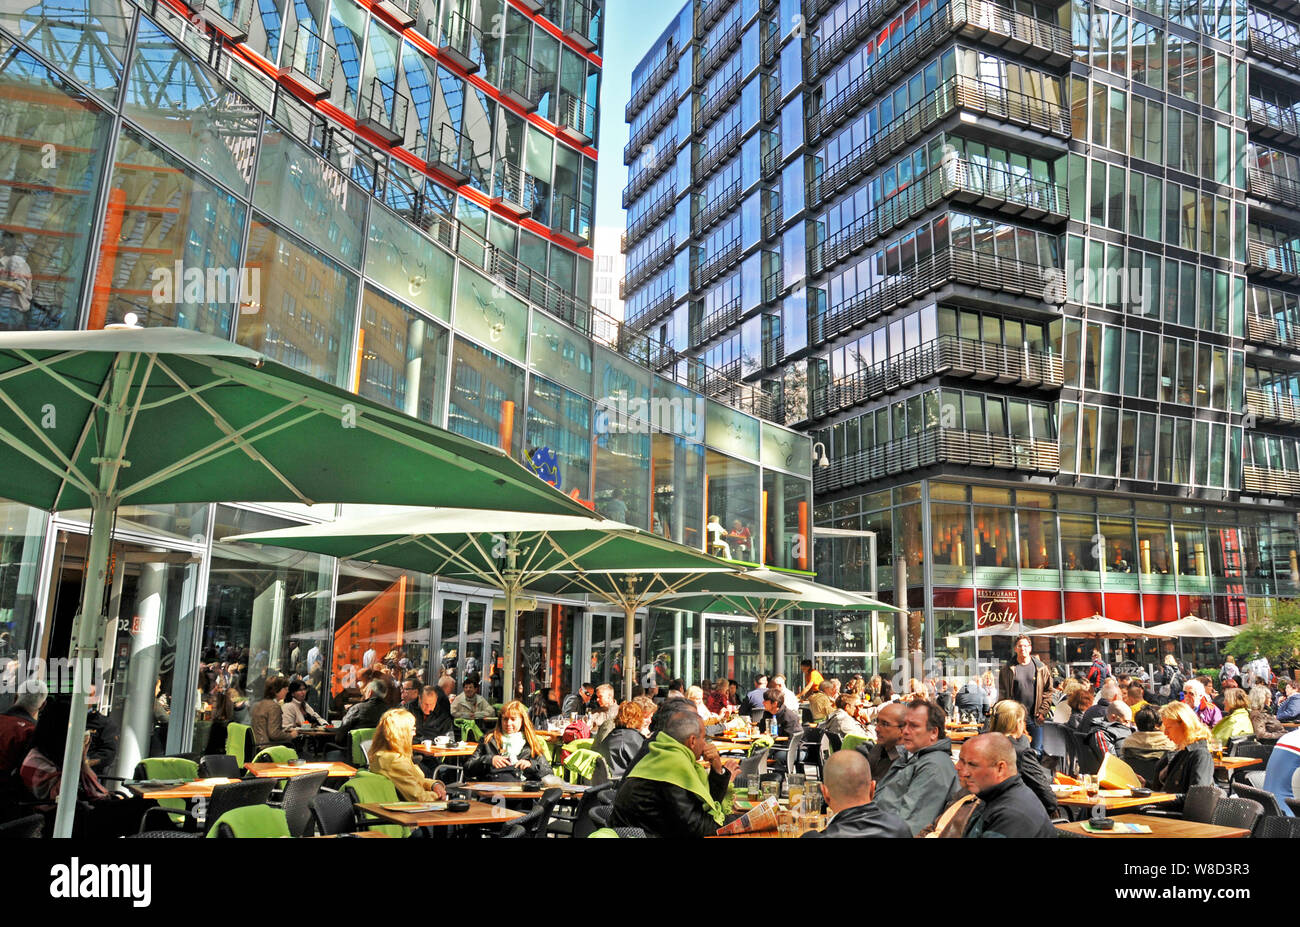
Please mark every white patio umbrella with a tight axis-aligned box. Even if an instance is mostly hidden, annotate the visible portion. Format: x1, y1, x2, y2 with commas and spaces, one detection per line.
1160, 615, 1241, 639
1030, 614, 1174, 639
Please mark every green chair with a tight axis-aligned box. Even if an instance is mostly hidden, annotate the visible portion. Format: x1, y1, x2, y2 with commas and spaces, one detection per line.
840, 732, 870, 753
342, 770, 408, 838
350, 727, 376, 767
455, 718, 484, 742
225, 722, 252, 766
747, 735, 775, 756
133, 757, 199, 826
252, 745, 298, 764
206, 805, 290, 838
562, 748, 605, 784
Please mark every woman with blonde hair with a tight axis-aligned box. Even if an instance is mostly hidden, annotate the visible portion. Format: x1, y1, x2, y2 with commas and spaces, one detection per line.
465, 700, 553, 782
1154, 700, 1214, 804
987, 699, 1057, 814
368, 708, 448, 802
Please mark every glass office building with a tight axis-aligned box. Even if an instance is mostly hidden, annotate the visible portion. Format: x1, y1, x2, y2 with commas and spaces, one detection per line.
622, 0, 1300, 679
0, 0, 813, 776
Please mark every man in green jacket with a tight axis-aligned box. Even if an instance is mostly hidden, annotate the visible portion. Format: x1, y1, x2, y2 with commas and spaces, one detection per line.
873, 700, 964, 836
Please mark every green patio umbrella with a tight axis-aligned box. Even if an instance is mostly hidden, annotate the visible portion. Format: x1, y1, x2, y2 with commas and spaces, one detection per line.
229, 506, 794, 703
0, 327, 594, 836
658, 570, 901, 676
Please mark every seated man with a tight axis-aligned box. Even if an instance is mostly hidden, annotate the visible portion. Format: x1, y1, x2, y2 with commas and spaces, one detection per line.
801, 749, 910, 838
1120, 705, 1176, 772
763, 687, 804, 772
1085, 699, 1134, 763
406, 684, 454, 744
1262, 727, 1300, 817
560, 683, 593, 717
0, 679, 46, 776
451, 680, 496, 721
873, 700, 964, 836
808, 680, 835, 722
957, 733, 1057, 838
858, 701, 906, 783
608, 712, 736, 837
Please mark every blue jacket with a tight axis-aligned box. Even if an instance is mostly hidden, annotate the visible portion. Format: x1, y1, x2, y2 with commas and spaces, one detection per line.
1277, 693, 1300, 723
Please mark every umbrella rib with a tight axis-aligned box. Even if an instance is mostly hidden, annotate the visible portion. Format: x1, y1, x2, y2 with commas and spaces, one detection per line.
134, 374, 240, 412
0, 421, 98, 496
415, 534, 505, 588
0, 350, 104, 405
0, 391, 98, 497
119, 405, 318, 502
111, 353, 157, 491
49, 369, 115, 509
148, 357, 314, 503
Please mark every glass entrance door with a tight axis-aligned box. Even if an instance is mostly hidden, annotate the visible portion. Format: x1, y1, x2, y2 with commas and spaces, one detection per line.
438, 594, 491, 691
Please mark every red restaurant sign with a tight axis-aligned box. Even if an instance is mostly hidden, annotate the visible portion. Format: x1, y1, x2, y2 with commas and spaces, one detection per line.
976, 588, 1019, 629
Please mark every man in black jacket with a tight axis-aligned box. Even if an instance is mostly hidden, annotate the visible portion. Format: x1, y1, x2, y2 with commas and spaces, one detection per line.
801, 749, 910, 838
608, 712, 736, 838
957, 734, 1057, 838
405, 684, 454, 743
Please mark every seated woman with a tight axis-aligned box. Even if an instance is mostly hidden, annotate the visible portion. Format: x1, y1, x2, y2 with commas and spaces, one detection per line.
986, 699, 1057, 815
1212, 687, 1253, 743
528, 688, 560, 730
1064, 687, 1095, 731
281, 679, 325, 729
466, 700, 553, 782
1182, 679, 1222, 729
1249, 684, 1286, 743
1154, 700, 1215, 806
597, 701, 647, 778
368, 709, 448, 802
687, 686, 711, 720
821, 693, 868, 740
251, 677, 296, 749
1120, 705, 1177, 778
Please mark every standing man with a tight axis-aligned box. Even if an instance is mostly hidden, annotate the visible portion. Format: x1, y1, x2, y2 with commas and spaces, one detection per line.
956, 733, 1057, 838
857, 701, 906, 783
997, 635, 1052, 751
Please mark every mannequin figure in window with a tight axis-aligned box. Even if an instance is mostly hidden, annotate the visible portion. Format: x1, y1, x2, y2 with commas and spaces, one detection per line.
706, 516, 731, 558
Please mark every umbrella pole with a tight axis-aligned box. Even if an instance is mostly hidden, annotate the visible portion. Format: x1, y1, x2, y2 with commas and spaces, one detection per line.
756, 618, 767, 676
623, 604, 637, 703
53, 355, 133, 839
500, 576, 519, 704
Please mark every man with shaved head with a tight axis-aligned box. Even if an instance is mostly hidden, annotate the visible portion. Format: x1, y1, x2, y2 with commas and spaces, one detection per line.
957, 733, 1056, 838
801, 749, 910, 838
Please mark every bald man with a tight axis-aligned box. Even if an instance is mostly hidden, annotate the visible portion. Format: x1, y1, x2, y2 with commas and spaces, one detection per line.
801, 750, 910, 839
956, 733, 1057, 838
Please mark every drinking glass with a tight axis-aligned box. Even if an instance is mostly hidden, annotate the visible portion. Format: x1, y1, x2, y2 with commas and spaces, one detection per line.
746, 775, 761, 802
762, 780, 780, 802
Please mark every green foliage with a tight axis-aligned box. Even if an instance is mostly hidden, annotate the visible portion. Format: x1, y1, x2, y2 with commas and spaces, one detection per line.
1227, 599, 1300, 671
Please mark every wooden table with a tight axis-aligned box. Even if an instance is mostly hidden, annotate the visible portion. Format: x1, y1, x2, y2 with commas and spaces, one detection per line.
244, 761, 356, 778
1055, 813, 1251, 838
1215, 755, 1262, 770
948, 729, 978, 743
1055, 789, 1179, 811
355, 800, 523, 829
456, 780, 589, 801
413, 742, 477, 759
712, 734, 788, 745
128, 777, 238, 800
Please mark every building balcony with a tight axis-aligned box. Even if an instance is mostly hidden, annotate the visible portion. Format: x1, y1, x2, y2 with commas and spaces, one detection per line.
562, 0, 597, 52
763, 267, 784, 303
762, 78, 780, 122
622, 238, 675, 297
809, 0, 1071, 85
814, 428, 1060, 493
762, 332, 784, 368
624, 189, 675, 251
810, 333, 1063, 419
356, 76, 408, 145
649, 342, 679, 370
698, 17, 742, 81
1248, 96, 1300, 148
500, 54, 543, 113
690, 296, 742, 346
372, 0, 415, 29
486, 246, 587, 331
623, 141, 676, 208
1248, 168, 1300, 212
433, 10, 482, 74
1247, 312, 1300, 352
694, 178, 742, 234
1242, 464, 1300, 497
1247, 387, 1300, 425
1248, 26, 1300, 77
697, 0, 730, 37
625, 289, 676, 332
815, 163, 1067, 270
556, 91, 596, 146
809, 71, 1069, 154
694, 237, 742, 289
627, 47, 677, 122
695, 123, 742, 180
551, 193, 592, 247
278, 21, 336, 99
427, 121, 478, 185
812, 246, 1056, 343
697, 69, 745, 130
761, 23, 777, 65
490, 160, 537, 218
761, 141, 781, 180
192, 0, 252, 41
627, 95, 677, 164
1247, 238, 1300, 283
694, 358, 743, 397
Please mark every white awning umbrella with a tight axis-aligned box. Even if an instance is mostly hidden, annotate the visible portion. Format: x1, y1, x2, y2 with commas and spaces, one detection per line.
1159, 615, 1241, 639
1030, 614, 1174, 639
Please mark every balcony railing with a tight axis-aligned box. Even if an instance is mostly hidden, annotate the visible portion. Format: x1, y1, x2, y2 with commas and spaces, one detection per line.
624, 139, 677, 207
694, 177, 742, 233
624, 189, 675, 250
556, 91, 596, 146
762, 332, 784, 368
1247, 312, 1300, 351
694, 236, 742, 288
761, 23, 777, 64
698, 17, 742, 80
763, 267, 783, 303
1242, 464, 1300, 497
357, 76, 408, 146
813, 247, 1056, 343
433, 10, 483, 73
427, 121, 478, 185
695, 123, 741, 179
762, 79, 780, 121
1248, 95, 1300, 146
491, 160, 537, 217
814, 428, 1059, 492
698, 0, 730, 36
649, 342, 679, 370
810, 0, 1070, 85
1248, 26, 1300, 75
627, 95, 677, 164
500, 54, 542, 113
625, 289, 675, 332
761, 142, 781, 180
815, 160, 1067, 270
551, 193, 592, 246
697, 68, 745, 129
1247, 238, 1300, 282
1248, 167, 1300, 211
622, 238, 675, 296
810, 334, 1063, 418
193, 0, 252, 41
372, 0, 415, 28
1246, 387, 1300, 425
694, 358, 744, 397
279, 21, 337, 99
627, 47, 677, 121
562, 0, 596, 51
691, 296, 742, 345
